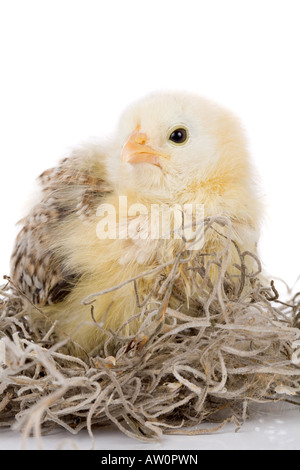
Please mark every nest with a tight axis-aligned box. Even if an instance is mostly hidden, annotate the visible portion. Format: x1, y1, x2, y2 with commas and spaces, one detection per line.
1, 216, 300, 448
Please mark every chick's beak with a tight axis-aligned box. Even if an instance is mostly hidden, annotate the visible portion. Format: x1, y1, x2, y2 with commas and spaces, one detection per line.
121, 129, 165, 168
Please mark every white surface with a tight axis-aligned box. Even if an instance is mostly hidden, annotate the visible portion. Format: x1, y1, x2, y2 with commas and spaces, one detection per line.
0, 402, 299, 450
1, 0, 300, 452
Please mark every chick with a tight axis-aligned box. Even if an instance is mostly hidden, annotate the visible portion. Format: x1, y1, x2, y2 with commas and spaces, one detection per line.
10, 91, 263, 355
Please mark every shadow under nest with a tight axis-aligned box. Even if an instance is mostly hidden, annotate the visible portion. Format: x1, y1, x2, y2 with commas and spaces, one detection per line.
0, 216, 300, 447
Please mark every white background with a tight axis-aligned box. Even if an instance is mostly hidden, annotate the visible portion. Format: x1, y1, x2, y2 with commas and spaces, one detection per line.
0, 0, 300, 450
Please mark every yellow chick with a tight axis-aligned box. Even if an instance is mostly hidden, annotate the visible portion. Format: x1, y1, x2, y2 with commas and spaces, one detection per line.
10, 91, 263, 355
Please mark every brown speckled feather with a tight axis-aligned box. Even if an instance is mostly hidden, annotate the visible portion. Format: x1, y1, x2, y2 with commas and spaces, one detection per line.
10, 157, 112, 305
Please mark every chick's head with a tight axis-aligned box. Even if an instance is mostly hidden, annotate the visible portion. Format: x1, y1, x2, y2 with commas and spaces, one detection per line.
107, 91, 256, 207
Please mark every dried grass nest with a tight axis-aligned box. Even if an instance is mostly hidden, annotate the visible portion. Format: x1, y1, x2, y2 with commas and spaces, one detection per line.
1, 216, 300, 447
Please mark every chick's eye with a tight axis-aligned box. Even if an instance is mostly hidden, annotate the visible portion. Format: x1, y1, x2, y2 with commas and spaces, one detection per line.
169, 128, 188, 144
